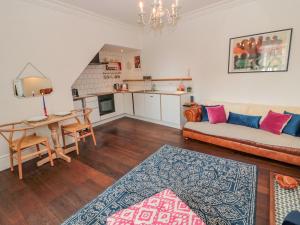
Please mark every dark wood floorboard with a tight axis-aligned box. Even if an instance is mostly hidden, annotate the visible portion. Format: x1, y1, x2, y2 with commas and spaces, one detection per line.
0, 117, 299, 225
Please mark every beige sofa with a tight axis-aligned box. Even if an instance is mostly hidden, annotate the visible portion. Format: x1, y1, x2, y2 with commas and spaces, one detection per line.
183, 100, 300, 166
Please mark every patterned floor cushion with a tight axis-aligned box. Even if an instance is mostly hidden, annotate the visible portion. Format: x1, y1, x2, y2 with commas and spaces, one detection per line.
107, 189, 206, 225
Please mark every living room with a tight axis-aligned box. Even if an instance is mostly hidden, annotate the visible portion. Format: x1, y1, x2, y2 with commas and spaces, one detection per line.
0, 0, 299, 225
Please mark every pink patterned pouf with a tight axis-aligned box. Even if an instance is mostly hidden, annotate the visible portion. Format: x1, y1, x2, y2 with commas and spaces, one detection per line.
107, 189, 206, 225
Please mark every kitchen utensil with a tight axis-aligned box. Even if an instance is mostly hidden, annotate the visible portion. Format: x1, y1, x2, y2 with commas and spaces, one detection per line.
113, 83, 120, 91
72, 88, 79, 97
122, 83, 128, 90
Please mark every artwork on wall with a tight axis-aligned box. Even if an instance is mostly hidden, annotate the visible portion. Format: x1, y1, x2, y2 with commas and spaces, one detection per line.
134, 56, 141, 69
228, 28, 293, 73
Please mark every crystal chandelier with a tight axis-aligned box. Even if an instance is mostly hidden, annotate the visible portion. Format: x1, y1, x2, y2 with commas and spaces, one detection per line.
138, 0, 180, 28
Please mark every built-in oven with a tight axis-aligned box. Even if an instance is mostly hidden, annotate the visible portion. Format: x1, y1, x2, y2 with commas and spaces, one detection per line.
98, 94, 115, 116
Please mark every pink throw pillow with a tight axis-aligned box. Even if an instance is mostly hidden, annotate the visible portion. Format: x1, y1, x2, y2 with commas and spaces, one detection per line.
260, 111, 292, 135
206, 105, 227, 124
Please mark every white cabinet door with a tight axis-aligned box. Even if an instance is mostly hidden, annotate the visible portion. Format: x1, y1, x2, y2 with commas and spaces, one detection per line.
161, 95, 180, 125
85, 96, 98, 103
85, 100, 99, 109
114, 93, 124, 115
89, 108, 101, 123
145, 94, 161, 121
85, 97, 100, 123
73, 99, 83, 110
124, 93, 133, 115
133, 93, 145, 117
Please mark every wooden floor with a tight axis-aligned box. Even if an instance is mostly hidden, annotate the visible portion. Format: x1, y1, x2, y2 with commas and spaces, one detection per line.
0, 117, 299, 225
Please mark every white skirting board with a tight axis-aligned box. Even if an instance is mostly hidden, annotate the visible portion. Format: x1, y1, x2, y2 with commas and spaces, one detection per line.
0, 146, 44, 172
0, 114, 182, 172
125, 115, 182, 129
0, 154, 10, 172
92, 114, 182, 129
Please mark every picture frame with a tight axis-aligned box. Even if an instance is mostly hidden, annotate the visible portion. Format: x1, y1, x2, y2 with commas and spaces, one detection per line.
228, 28, 293, 74
134, 56, 141, 69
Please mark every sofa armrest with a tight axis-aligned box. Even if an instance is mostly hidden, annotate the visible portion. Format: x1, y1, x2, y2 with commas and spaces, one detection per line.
184, 105, 202, 122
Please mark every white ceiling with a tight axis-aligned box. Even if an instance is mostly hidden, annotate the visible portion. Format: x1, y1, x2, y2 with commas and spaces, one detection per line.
57, 0, 225, 25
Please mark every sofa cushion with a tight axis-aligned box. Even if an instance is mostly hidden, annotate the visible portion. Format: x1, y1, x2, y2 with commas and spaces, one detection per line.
201, 105, 219, 121
260, 111, 292, 135
283, 111, 300, 137
204, 100, 300, 117
228, 112, 261, 129
184, 122, 300, 151
207, 105, 227, 124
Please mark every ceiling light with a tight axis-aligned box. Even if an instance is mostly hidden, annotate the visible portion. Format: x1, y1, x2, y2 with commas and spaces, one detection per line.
138, 0, 180, 29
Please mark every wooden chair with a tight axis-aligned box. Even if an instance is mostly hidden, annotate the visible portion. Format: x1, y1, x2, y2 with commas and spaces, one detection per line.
0, 122, 54, 179
61, 108, 96, 155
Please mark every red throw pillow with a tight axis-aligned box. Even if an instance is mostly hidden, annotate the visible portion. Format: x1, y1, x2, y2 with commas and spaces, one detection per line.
260, 111, 292, 135
206, 105, 227, 124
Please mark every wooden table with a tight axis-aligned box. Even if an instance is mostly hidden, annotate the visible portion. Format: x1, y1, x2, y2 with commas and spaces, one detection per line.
25, 113, 77, 167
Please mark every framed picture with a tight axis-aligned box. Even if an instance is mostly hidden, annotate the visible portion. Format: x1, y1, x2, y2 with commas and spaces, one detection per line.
228, 28, 293, 73
134, 56, 141, 69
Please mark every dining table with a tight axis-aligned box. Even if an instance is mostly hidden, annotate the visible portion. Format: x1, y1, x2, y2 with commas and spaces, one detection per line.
24, 112, 78, 167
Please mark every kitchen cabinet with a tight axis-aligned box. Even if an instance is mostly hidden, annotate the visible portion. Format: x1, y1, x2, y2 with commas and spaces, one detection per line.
73, 99, 83, 110
85, 96, 100, 124
114, 93, 124, 115
161, 95, 180, 125
133, 93, 145, 117
123, 93, 133, 115
133, 93, 161, 121
145, 94, 161, 121
132, 92, 190, 128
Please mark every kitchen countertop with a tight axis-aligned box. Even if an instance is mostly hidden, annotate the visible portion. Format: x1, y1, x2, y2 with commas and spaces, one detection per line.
73, 90, 189, 101
73, 92, 113, 101
132, 90, 189, 95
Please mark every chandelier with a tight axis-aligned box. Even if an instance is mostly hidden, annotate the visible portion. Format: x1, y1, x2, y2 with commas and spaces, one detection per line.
138, 0, 180, 28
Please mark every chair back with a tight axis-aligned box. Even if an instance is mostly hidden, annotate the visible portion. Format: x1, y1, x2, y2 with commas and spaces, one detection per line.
71, 108, 93, 125
0, 122, 34, 149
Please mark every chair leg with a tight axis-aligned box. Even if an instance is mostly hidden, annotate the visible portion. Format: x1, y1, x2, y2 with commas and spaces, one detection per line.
80, 131, 86, 142
45, 140, 54, 167
91, 127, 97, 146
74, 133, 80, 155
9, 148, 14, 172
17, 151, 23, 180
61, 127, 66, 149
36, 144, 41, 158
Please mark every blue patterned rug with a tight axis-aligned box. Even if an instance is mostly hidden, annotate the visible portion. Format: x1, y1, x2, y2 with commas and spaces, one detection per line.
62, 145, 257, 225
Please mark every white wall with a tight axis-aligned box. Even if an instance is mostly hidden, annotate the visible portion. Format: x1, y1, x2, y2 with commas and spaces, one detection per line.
141, 0, 300, 107
0, 0, 141, 171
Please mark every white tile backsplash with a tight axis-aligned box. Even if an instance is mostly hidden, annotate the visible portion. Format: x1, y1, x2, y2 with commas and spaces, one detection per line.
72, 51, 193, 95
72, 50, 142, 96
72, 64, 120, 95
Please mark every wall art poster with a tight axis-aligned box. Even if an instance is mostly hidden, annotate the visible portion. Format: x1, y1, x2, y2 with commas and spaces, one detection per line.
228, 29, 292, 73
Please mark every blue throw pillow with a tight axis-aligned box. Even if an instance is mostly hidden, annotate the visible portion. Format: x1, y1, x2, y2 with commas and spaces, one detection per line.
201, 105, 219, 121
282, 111, 300, 137
227, 112, 261, 129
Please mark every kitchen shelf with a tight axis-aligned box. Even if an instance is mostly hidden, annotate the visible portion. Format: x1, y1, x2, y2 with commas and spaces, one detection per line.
123, 77, 192, 82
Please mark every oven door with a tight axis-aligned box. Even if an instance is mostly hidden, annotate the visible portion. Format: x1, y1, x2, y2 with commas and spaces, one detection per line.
98, 94, 115, 116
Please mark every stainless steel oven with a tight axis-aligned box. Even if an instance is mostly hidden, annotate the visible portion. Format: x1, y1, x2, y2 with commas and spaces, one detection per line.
98, 94, 115, 116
